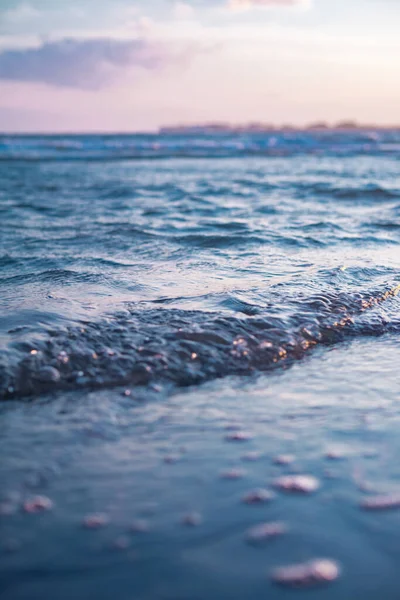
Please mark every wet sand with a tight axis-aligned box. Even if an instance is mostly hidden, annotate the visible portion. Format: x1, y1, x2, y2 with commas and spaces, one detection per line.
2, 336, 400, 599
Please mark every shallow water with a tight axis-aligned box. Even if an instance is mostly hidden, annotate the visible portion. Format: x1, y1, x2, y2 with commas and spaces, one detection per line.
1, 132, 400, 598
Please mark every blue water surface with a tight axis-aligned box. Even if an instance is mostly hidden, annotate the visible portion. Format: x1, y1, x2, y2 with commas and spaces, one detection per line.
1, 132, 400, 599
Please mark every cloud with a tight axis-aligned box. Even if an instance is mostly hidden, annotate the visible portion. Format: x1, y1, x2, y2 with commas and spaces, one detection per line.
1, 2, 40, 23
227, 0, 311, 10
0, 37, 196, 89
173, 2, 196, 19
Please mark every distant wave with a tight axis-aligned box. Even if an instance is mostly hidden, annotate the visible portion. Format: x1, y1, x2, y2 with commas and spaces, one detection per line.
1, 131, 400, 161
297, 182, 400, 201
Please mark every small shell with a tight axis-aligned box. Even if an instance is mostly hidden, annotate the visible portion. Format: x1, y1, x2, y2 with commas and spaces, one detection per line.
242, 489, 275, 504
274, 475, 320, 494
272, 559, 340, 588
225, 431, 253, 442
246, 521, 287, 544
360, 494, 400, 511
325, 449, 345, 460
82, 513, 108, 529
273, 455, 295, 466
23, 496, 53, 513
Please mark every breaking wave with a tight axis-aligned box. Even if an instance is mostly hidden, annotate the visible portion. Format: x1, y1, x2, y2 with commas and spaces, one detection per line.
1, 285, 399, 400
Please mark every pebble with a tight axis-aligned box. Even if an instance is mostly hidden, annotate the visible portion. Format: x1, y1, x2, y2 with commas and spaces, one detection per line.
273, 475, 320, 494
150, 384, 163, 393
246, 521, 287, 544
82, 513, 108, 529
325, 449, 345, 460
57, 351, 69, 364
273, 454, 295, 466
225, 431, 253, 442
360, 494, 400, 511
23, 495, 53, 513
259, 341, 274, 350
271, 559, 340, 588
242, 489, 275, 504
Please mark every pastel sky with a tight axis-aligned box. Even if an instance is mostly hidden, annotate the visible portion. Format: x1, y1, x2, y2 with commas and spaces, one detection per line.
0, 0, 399, 132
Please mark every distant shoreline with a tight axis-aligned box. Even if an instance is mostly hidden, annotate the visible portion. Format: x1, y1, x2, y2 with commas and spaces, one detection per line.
158, 122, 400, 135
1, 123, 400, 137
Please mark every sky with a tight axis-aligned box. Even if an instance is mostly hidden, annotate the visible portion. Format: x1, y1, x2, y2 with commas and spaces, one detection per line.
0, 0, 399, 132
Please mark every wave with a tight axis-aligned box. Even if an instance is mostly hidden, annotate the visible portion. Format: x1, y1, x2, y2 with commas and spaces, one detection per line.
1, 284, 399, 401
0, 269, 107, 287
1, 131, 400, 162
297, 182, 400, 202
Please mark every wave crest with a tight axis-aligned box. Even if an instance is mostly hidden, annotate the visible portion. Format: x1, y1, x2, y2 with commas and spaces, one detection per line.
1, 285, 399, 400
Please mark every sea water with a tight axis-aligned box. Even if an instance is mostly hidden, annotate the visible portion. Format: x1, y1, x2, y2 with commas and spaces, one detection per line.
1, 130, 400, 599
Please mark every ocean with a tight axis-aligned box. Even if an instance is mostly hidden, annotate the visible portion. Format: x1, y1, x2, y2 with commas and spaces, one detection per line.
1, 130, 400, 599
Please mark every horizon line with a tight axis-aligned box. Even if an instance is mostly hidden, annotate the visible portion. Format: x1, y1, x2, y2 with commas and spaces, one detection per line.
1, 121, 400, 136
